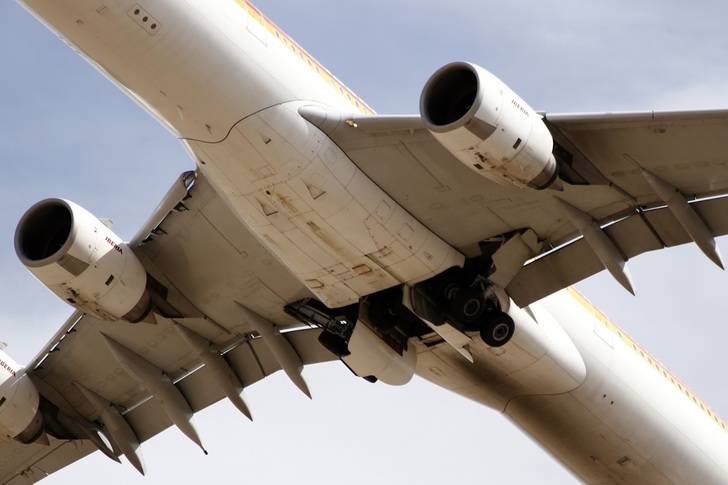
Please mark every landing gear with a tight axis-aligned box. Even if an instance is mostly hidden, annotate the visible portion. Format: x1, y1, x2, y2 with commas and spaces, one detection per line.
451, 287, 498, 330
411, 267, 516, 348
479, 312, 515, 348
452, 287, 514, 347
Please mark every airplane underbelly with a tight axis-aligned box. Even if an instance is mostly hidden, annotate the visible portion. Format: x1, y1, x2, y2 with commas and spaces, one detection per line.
519, 291, 728, 485
21, 0, 283, 141
415, 302, 587, 410
19, 0, 464, 307
20, 0, 361, 142
187, 103, 464, 307
506, 393, 675, 485
418, 291, 728, 484
505, 381, 728, 485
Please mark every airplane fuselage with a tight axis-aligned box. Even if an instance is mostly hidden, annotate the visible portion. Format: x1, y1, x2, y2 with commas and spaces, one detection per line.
16, 1, 728, 483
415, 289, 728, 483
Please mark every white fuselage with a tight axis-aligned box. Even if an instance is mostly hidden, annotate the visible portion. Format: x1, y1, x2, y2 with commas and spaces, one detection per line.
415, 289, 728, 483
17, 1, 728, 483
22, 0, 463, 310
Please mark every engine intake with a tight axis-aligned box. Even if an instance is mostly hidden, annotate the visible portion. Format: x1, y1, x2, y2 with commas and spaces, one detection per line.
15, 199, 152, 322
421, 62, 558, 190
421, 65, 479, 127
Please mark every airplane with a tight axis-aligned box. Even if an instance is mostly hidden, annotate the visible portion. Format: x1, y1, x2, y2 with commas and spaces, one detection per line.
1, 1, 728, 484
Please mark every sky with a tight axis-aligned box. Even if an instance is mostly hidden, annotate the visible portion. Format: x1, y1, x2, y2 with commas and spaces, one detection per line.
2, 0, 728, 483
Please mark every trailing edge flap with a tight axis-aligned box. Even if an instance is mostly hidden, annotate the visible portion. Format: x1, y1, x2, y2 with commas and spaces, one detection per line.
508, 195, 728, 306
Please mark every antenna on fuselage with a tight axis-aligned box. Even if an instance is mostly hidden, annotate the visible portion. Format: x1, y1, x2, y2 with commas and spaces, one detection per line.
0, 342, 6, 351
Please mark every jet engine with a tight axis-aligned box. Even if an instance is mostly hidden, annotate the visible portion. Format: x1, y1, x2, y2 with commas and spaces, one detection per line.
0, 353, 43, 444
15, 199, 152, 322
0, 350, 119, 454
420, 62, 558, 190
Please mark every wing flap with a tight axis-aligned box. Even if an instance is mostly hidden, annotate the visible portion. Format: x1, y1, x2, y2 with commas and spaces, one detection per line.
508, 195, 728, 305
107, 328, 327, 444
0, 439, 96, 485
4, 323, 331, 482
3, 171, 335, 482
13, 105, 728, 481
546, 109, 728, 201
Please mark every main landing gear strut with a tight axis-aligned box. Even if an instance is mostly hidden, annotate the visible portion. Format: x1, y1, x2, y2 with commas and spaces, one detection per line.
411, 267, 515, 348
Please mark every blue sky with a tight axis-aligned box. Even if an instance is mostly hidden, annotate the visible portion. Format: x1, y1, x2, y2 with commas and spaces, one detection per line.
2, 1, 728, 483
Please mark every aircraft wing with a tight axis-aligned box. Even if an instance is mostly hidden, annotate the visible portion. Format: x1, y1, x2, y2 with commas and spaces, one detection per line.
7, 109, 728, 483
0, 172, 335, 484
301, 107, 728, 305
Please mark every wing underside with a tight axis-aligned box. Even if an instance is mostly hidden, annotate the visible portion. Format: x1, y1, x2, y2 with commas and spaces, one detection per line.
1, 172, 335, 484
8, 107, 728, 482
302, 107, 728, 304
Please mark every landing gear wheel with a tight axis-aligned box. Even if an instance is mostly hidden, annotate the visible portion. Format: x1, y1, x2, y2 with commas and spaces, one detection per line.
452, 289, 489, 329
480, 312, 515, 348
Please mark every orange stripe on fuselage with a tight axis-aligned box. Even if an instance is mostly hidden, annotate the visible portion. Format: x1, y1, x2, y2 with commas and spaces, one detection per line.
567, 287, 727, 432
235, 0, 375, 115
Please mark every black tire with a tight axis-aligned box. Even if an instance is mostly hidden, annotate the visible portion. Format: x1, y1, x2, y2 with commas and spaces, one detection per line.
480, 312, 515, 348
451, 288, 488, 328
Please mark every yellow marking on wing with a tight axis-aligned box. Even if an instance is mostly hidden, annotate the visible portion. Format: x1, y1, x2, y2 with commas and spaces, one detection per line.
236, 0, 375, 115
567, 287, 727, 432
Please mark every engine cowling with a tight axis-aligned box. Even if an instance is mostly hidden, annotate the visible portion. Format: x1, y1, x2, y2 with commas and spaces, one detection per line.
15, 199, 152, 322
0, 352, 43, 444
420, 62, 558, 190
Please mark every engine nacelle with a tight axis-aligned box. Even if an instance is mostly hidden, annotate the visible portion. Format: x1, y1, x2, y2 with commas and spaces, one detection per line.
15, 199, 152, 322
0, 352, 43, 444
420, 62, 557, 190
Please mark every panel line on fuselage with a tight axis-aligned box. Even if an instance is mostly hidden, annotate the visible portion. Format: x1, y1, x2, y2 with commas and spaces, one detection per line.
568, 287, 727, 432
